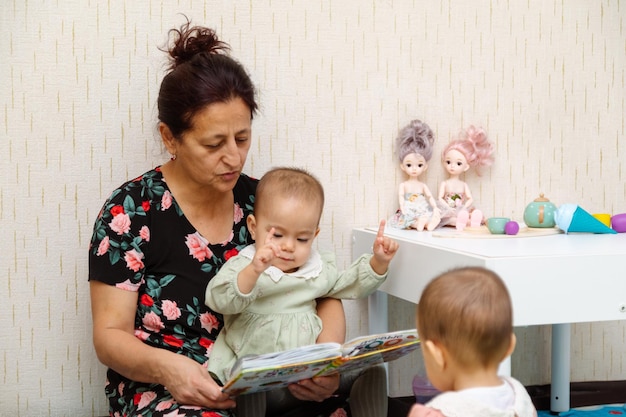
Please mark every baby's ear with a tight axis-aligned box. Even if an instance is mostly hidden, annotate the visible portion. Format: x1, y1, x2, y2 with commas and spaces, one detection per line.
424, 340, 446, 369
503, 333, 517, 359
247, 214, 257, 239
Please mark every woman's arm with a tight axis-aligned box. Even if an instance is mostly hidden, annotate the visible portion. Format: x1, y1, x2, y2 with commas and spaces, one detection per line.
315, 297, 346, 343
90, 281, 235, 409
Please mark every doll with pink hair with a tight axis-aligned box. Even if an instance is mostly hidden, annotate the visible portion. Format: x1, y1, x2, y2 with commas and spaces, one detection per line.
437, 125, 494, 230
388, 120, 441, 231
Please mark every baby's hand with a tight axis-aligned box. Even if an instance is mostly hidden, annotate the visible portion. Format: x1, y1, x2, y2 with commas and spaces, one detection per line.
370, 220, 399, 275
251, 228, 281, 274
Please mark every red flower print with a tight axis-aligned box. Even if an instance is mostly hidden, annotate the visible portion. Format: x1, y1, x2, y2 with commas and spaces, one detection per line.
233, 203, 244, 223
96, 236, 110, 256
109, 213, 131, 235
141, 200, 150, 212
224, 248, 239, 260
163, 334, 184, 348
198, 337, 214, 349
111, 205, 125, 216
202, 412, 224, 417
133, 393, 142, 405
200, 312, 220, 333
185, 232, 213, 262
124, 249, 145, 272
140, 294, 153, 307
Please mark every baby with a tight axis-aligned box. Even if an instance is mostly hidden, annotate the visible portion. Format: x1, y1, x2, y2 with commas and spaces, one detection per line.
206, 166, 399, 417
409, 266, 537, 417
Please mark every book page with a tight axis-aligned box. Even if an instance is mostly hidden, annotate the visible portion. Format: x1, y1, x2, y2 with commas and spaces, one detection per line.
341, 328, 419, 357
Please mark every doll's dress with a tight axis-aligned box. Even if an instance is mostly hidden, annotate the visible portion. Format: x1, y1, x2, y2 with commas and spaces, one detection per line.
438, 192, 474, 227
389, 192, 434, 229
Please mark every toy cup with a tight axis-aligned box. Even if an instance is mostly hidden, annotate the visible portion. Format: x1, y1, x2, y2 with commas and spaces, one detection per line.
486, 217, 510, 234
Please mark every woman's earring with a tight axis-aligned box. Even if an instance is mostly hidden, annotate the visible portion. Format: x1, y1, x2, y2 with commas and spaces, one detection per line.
170, 154, 177, 161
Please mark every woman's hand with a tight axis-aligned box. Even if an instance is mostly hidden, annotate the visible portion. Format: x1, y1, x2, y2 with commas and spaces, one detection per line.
161, 354, 236, 409
287, 373, 341, 402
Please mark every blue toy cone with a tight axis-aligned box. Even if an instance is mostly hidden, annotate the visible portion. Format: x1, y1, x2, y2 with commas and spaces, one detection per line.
566, 206, 617, 234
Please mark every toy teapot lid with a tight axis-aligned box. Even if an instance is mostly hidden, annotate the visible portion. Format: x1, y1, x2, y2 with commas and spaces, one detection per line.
533, 193, 551, 202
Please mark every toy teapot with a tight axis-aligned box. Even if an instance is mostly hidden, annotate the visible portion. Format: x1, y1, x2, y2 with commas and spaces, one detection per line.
524, 194, 558, 228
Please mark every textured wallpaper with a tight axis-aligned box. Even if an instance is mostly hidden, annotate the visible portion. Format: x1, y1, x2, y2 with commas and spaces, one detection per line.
1, 1, 625, 415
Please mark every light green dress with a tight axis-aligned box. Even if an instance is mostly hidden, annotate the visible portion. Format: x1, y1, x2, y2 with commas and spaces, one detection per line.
205, 245, 387, 383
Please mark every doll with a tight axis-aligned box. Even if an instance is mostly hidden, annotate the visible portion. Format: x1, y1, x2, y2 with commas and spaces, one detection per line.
388, 120, 441, 231
438, 125, 494, 230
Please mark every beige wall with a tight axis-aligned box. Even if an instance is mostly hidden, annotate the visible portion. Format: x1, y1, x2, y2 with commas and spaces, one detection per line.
1, 1, 625, 415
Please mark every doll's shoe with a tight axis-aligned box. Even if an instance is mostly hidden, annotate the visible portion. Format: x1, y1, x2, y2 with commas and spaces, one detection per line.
456, 210, 470, 231
470, 210, 483, 228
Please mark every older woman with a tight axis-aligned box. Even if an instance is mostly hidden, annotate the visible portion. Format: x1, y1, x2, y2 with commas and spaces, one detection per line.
88, 19, 345, 417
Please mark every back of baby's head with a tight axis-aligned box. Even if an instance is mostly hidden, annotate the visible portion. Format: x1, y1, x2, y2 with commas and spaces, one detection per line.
255, 167, 325, 217
417, 267, 513, 368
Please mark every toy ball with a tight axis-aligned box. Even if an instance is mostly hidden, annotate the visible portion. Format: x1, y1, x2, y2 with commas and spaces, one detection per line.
504, 221, 520, 235
612, 213, 626, 233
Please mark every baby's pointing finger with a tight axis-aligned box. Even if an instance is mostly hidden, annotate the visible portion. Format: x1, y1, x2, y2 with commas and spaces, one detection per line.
376, 219, 386, 238
265, 227, 276, 245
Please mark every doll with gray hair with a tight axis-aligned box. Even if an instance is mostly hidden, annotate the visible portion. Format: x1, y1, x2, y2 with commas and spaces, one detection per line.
388, 120, 441, 231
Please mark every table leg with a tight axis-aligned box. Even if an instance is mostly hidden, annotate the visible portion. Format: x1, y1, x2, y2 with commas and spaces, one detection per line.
368, 291, 390, 391
368, 290, 389, 335
551, 323, 571, 412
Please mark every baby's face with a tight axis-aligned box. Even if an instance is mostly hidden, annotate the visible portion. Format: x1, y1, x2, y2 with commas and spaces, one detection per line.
253, 196, 320, 273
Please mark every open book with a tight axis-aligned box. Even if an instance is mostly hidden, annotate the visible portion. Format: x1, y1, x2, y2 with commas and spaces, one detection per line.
221, 328, 420, 395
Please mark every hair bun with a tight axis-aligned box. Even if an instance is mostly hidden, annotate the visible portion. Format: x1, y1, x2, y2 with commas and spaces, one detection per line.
166, 19, 230, 70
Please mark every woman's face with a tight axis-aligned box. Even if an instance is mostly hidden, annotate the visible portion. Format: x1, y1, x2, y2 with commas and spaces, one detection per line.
171, 97, 252, 193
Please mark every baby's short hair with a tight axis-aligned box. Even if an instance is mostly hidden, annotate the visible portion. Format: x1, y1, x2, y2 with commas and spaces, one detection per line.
255, 167, 325, 220
417, 267, 513, 368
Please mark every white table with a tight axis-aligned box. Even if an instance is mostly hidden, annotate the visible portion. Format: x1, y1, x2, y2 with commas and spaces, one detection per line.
352, 226, 626, 412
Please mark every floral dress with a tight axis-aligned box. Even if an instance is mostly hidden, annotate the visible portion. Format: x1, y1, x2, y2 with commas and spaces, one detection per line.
388, 193, 434, 229
437, 192, 469, 227
88, 167, 257, 417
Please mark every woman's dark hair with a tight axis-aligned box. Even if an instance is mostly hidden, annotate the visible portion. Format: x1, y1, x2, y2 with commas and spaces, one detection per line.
158, 18, 258, 138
